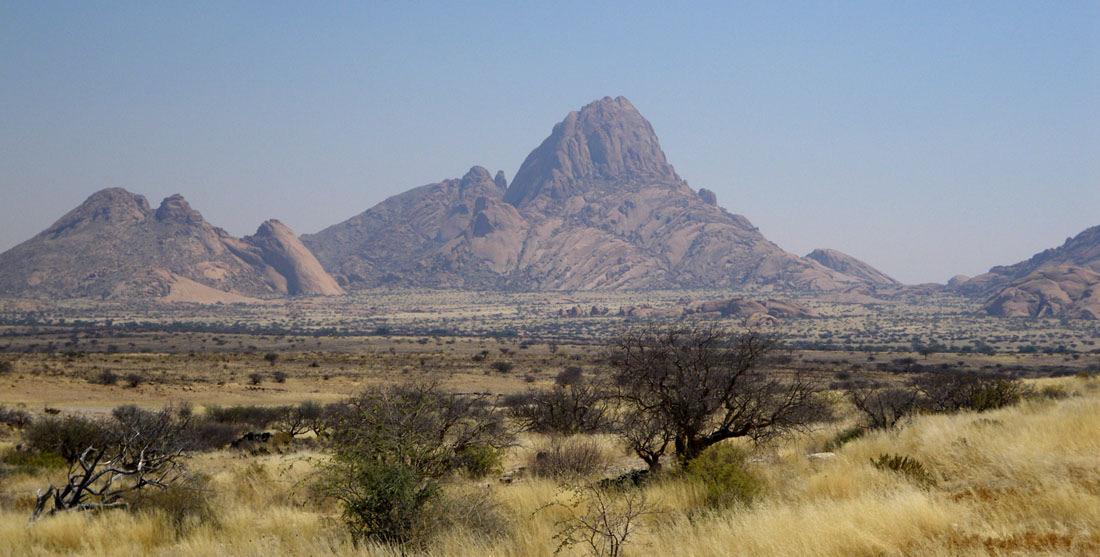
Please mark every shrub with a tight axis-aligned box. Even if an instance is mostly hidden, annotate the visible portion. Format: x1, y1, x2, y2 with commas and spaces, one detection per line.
451, 444, 503, 478
0, 406, 31, 428
510, 381, 611, 435
528, 436, 608, 479
127, 473, 216, 536
871, 453, 936, 488
845, 383, 920, 429
264, 353, 279, 366
272, 370, 288, 384
0, 360, 13, 374
205, 404, 283, 430
318, 383, 513, 546
1038, 384, 1069, 400
822, 425, 866, 452
123, 372, 143, 388
683, 443, 761, 509
90, 369, 119, 386
248, 372, 264, 385
917, 373, 1029, 413
22, 415, 114, 463
552, 483, 653, 557
556, 366, 584, 386
490, 361, 514, 373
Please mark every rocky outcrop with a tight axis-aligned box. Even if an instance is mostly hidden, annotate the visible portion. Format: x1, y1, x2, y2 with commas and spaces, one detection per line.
805, 248, 899, 286
0, 189, 342, 301
618, 297, 819, 324
244, 220, 345, 296
983, 265, 1100, 319
953, 225, 1100, 318
305, 97, 892, 292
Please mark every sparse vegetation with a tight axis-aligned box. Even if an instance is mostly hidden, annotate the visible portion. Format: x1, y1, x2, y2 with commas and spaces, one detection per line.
1, 294, 1100, 555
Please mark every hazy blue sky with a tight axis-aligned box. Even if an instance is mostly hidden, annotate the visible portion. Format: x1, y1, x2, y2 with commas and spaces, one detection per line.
2, 2, 1097, 284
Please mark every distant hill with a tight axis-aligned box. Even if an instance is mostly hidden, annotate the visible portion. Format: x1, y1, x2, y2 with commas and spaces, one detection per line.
956, 225, 1100, 318
304, 96, 895, 292
0, 188, 343, 301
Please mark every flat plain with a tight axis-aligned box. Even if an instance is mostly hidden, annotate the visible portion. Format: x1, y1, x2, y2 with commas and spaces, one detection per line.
2, 290, 1099, 556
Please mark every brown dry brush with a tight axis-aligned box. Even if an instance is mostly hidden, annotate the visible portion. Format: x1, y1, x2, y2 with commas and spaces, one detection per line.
29, 407, 193, 521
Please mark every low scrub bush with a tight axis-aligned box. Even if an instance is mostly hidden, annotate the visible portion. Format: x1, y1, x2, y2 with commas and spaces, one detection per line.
0, 405, 31, 428
451, 444, 503, 478
683, 443, 761, 509
528, 436, 608, 479
205, 404, 283, 430
822, 425, 866, 452
917, 373, 1029, 413
22, 414, 114, 463
871, 453, 936, 488
89, 369, 119, 386
127, 473, 216, 536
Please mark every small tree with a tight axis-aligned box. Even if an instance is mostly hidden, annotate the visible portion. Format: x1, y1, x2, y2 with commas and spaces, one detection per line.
608, 324, 827, 467
510, 376, 611, 435
845, 382, 920, 430
317, 383, 512, 545
264, 353, 279, 366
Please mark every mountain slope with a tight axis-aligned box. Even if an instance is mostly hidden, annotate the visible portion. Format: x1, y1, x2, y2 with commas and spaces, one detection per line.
0, 189, 343, 301
805, 249, 900, 286
306, 96, 893, 292
961, 225, 1100, 318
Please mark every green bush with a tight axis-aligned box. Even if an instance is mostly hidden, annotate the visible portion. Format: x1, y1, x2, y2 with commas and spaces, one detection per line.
683, 443, 761, 509
22, 415, 114, 463
316, 383, 511, 546
870, 453, 936, 488
452, 444, 503, 478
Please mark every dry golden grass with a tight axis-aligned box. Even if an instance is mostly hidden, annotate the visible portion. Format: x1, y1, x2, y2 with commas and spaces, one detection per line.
3, 375, 1099, 556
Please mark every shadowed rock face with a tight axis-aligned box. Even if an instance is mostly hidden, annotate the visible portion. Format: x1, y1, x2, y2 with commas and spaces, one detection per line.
304, 97, 895, 292
0, 189, 342, 301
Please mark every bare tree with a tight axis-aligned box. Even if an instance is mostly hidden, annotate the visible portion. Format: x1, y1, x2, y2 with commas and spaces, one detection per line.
510, 376, 611, 435
30, 407, 189, 521
608, 324, 828, 467
551, 483, 654, 557
845, 382, 921, 430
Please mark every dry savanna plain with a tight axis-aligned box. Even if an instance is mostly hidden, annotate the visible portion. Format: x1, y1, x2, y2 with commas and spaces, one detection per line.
1, 290, 1099, 556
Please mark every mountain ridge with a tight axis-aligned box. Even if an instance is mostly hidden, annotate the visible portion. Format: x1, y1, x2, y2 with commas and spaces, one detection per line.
0, 188, 343, 301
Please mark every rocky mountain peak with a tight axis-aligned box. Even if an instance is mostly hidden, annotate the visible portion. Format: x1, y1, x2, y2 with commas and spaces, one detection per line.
44, 188, 152, 236
154, 194, 205, 225
245, 220, 345, 296
503, 96, 682, 207
461, 166, 493, 189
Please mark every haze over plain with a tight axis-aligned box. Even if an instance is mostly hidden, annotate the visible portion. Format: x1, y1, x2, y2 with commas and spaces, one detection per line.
1, 2, 1097, 284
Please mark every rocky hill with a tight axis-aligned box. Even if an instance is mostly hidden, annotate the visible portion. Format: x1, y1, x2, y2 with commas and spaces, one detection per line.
958, 225, 1100, 318
305, 96, 895, 292
0, 188, 343, 301
806, 249, 900, 286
